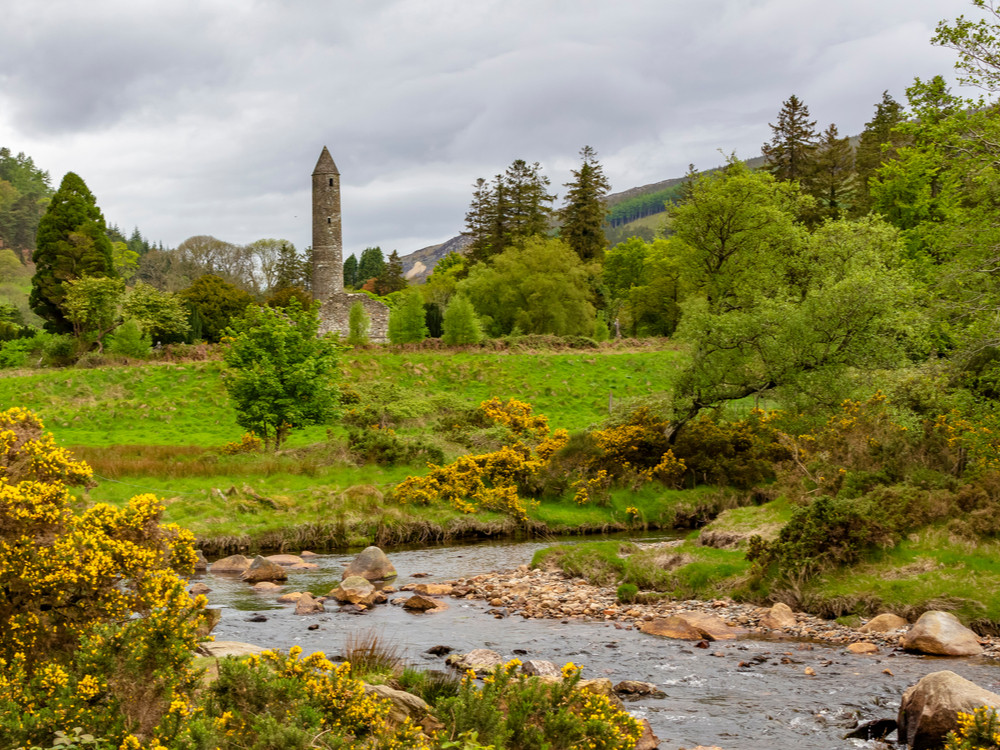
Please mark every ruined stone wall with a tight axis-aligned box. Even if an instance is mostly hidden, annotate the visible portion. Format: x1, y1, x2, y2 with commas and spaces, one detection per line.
319, 292, 389, 343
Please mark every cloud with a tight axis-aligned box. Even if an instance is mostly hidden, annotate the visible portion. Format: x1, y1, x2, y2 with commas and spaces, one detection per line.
0, 0, 971, 256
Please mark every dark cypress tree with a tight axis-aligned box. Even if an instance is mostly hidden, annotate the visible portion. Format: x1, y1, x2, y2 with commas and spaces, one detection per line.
762, 95, 819, 183
343, 254, 359, 289
852, 91, 906, 216
559, 145, 611, 261
808, 124, 855, 222
464, 177, 498, 265
30, 172, 116, 332
356, 246, 386, 286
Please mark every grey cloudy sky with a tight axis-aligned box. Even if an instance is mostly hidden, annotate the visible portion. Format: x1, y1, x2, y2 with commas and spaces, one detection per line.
0, 0, 970, 260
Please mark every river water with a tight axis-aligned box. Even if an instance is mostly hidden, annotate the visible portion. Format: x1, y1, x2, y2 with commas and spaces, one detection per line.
200, 535, 1000, 750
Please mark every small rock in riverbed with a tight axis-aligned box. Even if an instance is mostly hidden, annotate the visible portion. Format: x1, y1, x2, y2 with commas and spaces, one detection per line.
246, 614, 267, 622
425, 645, 453, 656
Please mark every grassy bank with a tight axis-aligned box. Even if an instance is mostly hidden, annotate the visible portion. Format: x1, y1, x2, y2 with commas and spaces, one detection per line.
537, 497, 1000, 632
0, 344, 704, 551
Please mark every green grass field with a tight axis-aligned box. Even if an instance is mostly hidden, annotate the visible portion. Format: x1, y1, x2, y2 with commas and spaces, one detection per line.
0, 344, 692, 547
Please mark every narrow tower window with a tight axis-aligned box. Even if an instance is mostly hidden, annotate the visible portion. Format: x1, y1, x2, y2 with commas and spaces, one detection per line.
329, 178, 333, 187
327, 218, 331, 224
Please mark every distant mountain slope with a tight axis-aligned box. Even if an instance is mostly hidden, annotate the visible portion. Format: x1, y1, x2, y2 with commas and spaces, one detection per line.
400, 234, 472, 283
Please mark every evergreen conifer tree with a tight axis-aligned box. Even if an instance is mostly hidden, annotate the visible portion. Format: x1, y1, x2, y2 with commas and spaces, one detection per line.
30, 172, 116, 332
762, 95, 819, 184
809, 124, 855, 222
343, 254, 359, 289
375, 250, 407, 295
560, 146, 611, 261
357, 246, 386, 286
463, 159, 554, 265
852, 91, 906, 216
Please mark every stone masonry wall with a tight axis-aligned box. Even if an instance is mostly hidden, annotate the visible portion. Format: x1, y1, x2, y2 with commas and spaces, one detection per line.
319, 292, 389, 343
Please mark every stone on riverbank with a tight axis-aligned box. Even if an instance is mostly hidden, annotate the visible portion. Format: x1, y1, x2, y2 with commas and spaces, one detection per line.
209, 554, 251, 574
277, 591, 304, 603
859, 613, 908, 633
252, 581, 282, 591
521, 660, 560, 677
406, 583, 453, 596
760, 602, 796, 629
241, 556, 288, 583
294, 592, 325, 615
402, 594, 448, 612
640, 615, 704, 640
329, 576, 377, 606
194, 549, 208, 571
901, 611, 983, 656
197, 640, 265, 658
614, 680, 666, 699
898, 670, 1000, 750
189, 582, 211, 595
363, 684, 442, 733
635, 719, 660, 750
446, 649, 505, 674
343, 546, 397, 581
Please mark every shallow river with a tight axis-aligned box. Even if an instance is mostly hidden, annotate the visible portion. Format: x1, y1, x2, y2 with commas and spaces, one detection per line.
200, 535, 1000, 750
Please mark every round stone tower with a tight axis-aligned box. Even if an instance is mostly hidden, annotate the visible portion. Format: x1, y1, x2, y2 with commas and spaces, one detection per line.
312, 146, 342, 299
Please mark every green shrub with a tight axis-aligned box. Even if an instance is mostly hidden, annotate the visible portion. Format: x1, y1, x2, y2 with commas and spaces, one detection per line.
747, 495, 896, 576
347, 427, 444, 466
106, 319, 152, 358
616, 583, 638, 603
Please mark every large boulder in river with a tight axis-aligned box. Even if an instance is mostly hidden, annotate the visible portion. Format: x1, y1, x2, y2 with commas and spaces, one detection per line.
402, 594, 448, 612
342, 546, 397, 581
294, 592, 326, 615
265, 554, 304, 566
640, 616, 703, 641
209, 554, 251, 574
329, 576, 378, 606
860, 613, 908, 633
446, 649, 505, 674
898, 670, 1000, 750
241, 555, 288, 583
676, 611, 745, 640
901, 611, 983, 656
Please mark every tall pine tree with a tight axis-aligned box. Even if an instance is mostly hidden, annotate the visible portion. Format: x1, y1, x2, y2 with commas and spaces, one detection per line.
375, 250, 407, 295
762, 95, 819, 184
852, 91, 906, 216
30, 172, 116, 332
809, 124, 855, 222
357, 246, 386, 285
463, 159, 554, 266
559, 145, 611, 261
343, 254, 359, 289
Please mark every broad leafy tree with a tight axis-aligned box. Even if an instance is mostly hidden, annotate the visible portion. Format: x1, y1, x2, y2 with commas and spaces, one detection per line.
223, 299, 340, 450
178, 274, 254, 343
670, 162, 919, 429
442, 294, 483, 345
0, 147, 52, 259
761, 95, 819, 184
560, 145, 611, 261
460, 236, 595, 336
30, 172, 116, 332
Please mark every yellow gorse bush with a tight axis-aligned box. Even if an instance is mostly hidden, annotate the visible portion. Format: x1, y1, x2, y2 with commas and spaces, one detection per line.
0, 407, 204, 746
